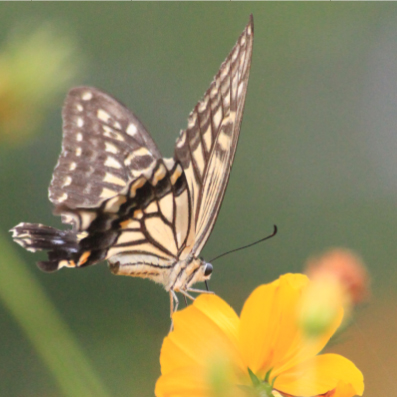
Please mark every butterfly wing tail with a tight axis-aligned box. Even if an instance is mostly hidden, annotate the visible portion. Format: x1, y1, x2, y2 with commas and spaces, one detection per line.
10, 223, 79, 272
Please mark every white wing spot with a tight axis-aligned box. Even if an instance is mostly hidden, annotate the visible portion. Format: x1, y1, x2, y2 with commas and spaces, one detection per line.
79, 211, 97, 230
163, 157, 175, 170
237, 82, 245, 99
221, 62, 230, 78
221, 79, 230, 97
129, 177, 146, 198
247, 25, 252, 35
240, 36, 246, 46
104, 156, 122, 169
69, 162, 77, 171
58, 192, 68, 202
62, 176, 72, 187
76, 133, 83, 142
77, 118, 84, 127
203, 125, 212, 152
199, 97, 208, 112
125, 146, 151, 165
97, 109, 111, 122
82, 92, 93, 101
139, 162, 156, 179
193, 142, 205, 176
176, 132, 186, 148
76, 104, 83, 112
231, 48, 239, 62
19, 237, 32, 245
188, 111, 197, 128
213, 108, 222, 129
113, 121, 121, 129
100, 187, 117, 199
104, 195, 127, 213
105, 142, 119, 154
217, 130, 231, 151
232, 74, 239, 99
61, 213, 78, 225
77, 231, 89, 240
104, 173, 126, 186
103, 125, 124, 141
210, 87, 219, 100
126, 123, 138, 136
75, 147, 82, 156
223, 92, 231, 109
58, 260, 70, 269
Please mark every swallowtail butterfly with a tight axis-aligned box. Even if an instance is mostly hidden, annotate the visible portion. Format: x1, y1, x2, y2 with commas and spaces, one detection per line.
11, 16, 254, 312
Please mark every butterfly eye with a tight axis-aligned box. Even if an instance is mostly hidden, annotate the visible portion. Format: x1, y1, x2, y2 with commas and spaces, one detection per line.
204, 263, 213, 277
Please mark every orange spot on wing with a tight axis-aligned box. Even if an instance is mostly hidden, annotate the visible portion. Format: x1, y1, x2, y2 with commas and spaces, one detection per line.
77, 251, 91, 266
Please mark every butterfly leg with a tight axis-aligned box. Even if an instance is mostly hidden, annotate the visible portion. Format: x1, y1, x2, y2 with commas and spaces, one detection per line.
169, 290, 179, 332
179, 289, 196, 302
170, 290, 179, 317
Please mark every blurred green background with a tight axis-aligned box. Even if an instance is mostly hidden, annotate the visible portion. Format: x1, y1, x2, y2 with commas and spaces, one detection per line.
0, 3, 396, 396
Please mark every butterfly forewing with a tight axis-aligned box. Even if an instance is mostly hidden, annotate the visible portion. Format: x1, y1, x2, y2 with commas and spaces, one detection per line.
175, 16, 254, 256
50, 87, 162, 211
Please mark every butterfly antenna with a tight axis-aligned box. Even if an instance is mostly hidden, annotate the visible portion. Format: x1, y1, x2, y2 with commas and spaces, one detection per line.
210, 225, 278, 263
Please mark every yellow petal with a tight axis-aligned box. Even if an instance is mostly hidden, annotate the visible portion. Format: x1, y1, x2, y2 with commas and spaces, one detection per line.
239, 274, 306, 374
160, 294, 244, 376
274, 353, 364, 396
239, 274, 344, 378
155, 364, 247, 397
193, 294, 240, 348
155, 366, 208, 397
332, 380, 361, 397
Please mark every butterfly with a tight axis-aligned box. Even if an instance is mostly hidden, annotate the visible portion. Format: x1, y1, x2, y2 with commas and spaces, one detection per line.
11, 16, 254, 314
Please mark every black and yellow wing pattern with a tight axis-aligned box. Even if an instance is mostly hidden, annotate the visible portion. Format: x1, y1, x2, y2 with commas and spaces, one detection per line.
11, 16, 254, 295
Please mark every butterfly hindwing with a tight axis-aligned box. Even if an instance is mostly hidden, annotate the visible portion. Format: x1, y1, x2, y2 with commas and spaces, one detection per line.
12, 157, 192, 272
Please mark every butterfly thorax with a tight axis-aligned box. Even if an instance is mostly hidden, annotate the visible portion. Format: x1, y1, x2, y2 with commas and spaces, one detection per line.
108, 254, 212, 292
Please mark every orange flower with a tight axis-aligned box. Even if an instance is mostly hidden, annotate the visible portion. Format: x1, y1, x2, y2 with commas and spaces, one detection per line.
155, 274, 363, 397
300, 249, 370, 338
305, 249, 370, 306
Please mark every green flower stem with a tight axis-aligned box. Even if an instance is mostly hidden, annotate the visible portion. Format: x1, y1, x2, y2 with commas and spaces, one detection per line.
0, 232, 111, 397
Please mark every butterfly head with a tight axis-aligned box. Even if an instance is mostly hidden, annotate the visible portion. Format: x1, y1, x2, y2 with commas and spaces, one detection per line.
169, 257, 213, 292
